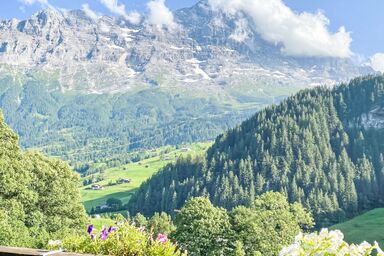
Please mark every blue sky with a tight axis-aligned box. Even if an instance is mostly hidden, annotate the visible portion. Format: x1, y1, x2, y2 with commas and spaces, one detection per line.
1, 0, 383, 57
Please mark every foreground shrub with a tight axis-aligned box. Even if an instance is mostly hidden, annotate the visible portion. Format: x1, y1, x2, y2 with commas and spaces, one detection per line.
230, 192, 314, 255
173, 192, 314, 256
51, 221, 185, 256
173, 197, 232, 256
279, 229, 384, 256
0, 112, 87, 248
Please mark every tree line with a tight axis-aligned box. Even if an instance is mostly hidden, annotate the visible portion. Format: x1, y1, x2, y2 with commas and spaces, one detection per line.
127, 75, 384, 227
0, 79, 253, 165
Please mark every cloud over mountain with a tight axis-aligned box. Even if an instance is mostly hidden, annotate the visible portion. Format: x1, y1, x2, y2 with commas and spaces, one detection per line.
208, 0, 352, 58
146, 0, 177, 29
81, 3, 99, 21
99, 0, 141, 24
19, 0, 48, 5
371, 53, 384, 73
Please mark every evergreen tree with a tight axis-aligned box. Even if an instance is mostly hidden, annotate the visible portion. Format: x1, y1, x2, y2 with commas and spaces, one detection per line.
127, 75, 384, 227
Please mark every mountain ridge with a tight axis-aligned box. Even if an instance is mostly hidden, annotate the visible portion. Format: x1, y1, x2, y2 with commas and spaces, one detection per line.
0, 1, 375, 163
0, 2, 372, 94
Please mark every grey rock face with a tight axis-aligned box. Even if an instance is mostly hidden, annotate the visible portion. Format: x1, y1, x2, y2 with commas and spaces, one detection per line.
361, 107, 384, 129
0, 2, 372, 94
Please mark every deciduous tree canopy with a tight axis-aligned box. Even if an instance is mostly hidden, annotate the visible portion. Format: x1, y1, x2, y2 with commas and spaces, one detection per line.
0, 111, 87, 248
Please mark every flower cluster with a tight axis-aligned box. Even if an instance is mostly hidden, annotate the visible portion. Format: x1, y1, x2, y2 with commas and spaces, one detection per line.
156, 234, 168, 243
279, 229, 384, 256
48, 240, 62, 248
87, 224, 117, 241
55, 221, 186, 256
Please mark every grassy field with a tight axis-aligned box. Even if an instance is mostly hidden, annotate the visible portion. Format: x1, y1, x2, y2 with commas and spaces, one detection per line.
80, 142, 212, 211
330, 208, 384, 247
83, 217, 117, 231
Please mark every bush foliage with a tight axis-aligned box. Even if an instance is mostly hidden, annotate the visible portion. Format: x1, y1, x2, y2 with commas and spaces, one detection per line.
0, 112, 87, 248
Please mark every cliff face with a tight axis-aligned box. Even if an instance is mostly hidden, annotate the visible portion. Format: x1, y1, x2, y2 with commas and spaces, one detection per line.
0, 2, 371, 94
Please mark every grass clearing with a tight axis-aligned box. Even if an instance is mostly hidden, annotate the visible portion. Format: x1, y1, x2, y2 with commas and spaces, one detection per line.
80, 142, 212, 211
88, 218, 117, 231
330, 208, 384, 247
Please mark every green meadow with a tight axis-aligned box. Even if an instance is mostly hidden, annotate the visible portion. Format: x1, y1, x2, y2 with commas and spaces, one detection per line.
80, 142, 212, 211
331, 208, 384, 247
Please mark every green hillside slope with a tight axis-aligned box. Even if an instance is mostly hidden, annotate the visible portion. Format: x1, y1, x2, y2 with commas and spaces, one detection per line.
331, 208, 384, 247
127, 75, 384, 227
0, 71, 297, 165
81, 142, 211, 212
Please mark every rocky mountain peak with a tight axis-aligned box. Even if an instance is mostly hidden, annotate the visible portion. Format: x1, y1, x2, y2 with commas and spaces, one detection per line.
16, 8, 63, 34
0, 2, 373, 94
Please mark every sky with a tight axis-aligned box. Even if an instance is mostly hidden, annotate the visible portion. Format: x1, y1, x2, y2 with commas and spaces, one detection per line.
1, 0, 384, 68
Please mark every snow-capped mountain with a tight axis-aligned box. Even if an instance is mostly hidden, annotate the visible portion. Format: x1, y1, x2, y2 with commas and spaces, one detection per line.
0, 1, 372, 94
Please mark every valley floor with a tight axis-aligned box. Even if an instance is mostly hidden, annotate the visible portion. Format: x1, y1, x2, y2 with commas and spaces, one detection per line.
80, 142, 212, 212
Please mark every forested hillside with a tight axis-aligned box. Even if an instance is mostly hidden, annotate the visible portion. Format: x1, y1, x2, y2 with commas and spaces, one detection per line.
0, 111, 87, 247
0, 0, 369, 167
127, 75, 384, 227
0, 76, 258, 165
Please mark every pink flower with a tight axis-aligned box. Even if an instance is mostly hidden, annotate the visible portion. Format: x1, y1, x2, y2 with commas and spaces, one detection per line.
156, 233, 168, 243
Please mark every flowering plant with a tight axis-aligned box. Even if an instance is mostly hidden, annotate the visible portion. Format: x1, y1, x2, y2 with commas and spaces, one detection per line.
49, 222, 185, 256
156, 234, 168, 243
279, 229, 384, 256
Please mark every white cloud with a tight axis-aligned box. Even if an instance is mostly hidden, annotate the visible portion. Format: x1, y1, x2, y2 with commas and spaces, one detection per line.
82, 4, 100, 21
99, 0, 141, 24
208, 0, 352, 58
19, 0, 57, 10
146, 0, 177, 29
19, 0, 48, 6
230, 17, 250, 42
126, 11, 142, 25
19, 5, 26, 13
371, 53, 384, 73
100, 0, 126, 17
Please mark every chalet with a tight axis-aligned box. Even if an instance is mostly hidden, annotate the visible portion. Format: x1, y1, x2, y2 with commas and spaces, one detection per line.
121, 178, 131, 183
117, 178, 132, 184
96, 204, 109, 211
91, 184, 103, 190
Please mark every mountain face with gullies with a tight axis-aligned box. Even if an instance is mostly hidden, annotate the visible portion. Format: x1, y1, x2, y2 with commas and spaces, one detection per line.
0, 0, 374, 162
0, 1, 371, 93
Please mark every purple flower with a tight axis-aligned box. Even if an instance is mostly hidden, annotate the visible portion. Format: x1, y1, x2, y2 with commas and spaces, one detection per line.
108, 226, 117, 233
87, 224, 93, 235
156, 234, 168, 243
100, 226, 108, 241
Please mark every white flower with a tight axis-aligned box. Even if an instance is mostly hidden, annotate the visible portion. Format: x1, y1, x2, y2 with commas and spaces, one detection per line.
48, 240, 61, 247
280, 229, 383, 256
375, 242, 384, 256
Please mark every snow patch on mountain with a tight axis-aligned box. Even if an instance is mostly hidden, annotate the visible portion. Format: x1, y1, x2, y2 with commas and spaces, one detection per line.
0, 2, 373, 94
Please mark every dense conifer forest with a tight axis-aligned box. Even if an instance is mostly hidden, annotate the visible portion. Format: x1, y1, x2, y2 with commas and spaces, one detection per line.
127, 75, 384, 227
0, 79, 255, 165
